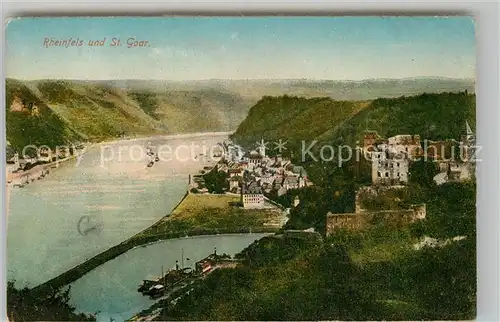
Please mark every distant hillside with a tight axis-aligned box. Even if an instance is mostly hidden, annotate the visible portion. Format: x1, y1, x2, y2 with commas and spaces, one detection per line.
232, 95, 369, 149
231, 91, 476, 159
126, 89, 249, 133
6, 77, 475, 152
317, 91, 476, 147
5, 79, 82, 151
88, 77, 475, 101
5, 79, 252, 151
222, 77, 475, 101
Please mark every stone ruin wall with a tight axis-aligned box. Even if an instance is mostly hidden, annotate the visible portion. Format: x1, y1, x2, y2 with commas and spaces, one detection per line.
326, 186, 426, 236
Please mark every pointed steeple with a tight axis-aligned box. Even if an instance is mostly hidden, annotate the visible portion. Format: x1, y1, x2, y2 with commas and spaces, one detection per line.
466, 121, 474, 137
257, 138, 267, 157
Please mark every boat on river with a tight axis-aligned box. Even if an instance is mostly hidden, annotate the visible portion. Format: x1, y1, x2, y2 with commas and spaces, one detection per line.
145, 143, 158, 167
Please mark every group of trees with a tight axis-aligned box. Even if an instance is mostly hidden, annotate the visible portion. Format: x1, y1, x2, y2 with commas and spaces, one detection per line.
162, 91, 477, 320
7, 282, 96, 321
203, 169, 229, 194
158, 153, 476, 321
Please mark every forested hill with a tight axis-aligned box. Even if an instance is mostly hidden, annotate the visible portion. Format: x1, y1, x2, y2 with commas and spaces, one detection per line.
5, 78, 251, 151
231, 91, 476, 153
6, 77, 475, 153
317, 91, 476, 146
231, 95, 370, 148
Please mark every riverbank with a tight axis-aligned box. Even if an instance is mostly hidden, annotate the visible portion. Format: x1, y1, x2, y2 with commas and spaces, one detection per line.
133, 193, 284, 241
29, 188, 281, 297
95, 131, 234, 147
6, 144, 90, 186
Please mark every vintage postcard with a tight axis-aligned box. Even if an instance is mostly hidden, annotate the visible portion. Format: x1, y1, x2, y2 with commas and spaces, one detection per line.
5, 16, 476, 321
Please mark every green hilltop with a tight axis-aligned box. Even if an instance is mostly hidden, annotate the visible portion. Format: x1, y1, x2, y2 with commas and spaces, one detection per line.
6, 79, 82, 151
5, 78, 252, 151
6, 77, 475, 154
318, 91, 476, 146
231, 91, 476, 155
159, 89, 477, 322
231, 95, 370, 149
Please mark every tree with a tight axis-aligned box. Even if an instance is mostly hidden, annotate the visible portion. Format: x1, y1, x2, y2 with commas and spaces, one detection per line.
408, 160, 439, 188
203, 169, 229, 194
7, 281, 96, 321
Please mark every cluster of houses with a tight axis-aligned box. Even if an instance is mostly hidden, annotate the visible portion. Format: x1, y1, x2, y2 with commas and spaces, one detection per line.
215, 139, 312, 209
6, 140, 86, 173
360, 121, 476, 186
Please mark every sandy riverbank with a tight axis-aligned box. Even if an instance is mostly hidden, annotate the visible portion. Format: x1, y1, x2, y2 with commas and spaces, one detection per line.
96, 131, 233, 147
6, 151, 86, 185
6, 131, 232, 184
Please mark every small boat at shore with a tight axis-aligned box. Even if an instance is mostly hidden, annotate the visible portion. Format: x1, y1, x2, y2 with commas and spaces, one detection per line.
147, 285, 165, 299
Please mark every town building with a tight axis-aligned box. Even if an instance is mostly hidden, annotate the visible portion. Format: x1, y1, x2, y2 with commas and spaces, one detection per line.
461, 121, 476, 162
38, 147, 52, 163
229, 176, 241, 193
282, 175, 306, 190
13, 153, 20, 170
371, 152, 409, 185
246, 150, 263, 166
241, 180, 265, 209
432, 122, 476, 185
386, 134, 422, 157
363, 131, 422, 186
228, 168, 243, 178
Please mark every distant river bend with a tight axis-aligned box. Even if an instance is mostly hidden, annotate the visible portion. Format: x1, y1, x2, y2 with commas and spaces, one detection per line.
7, 133, 229, 288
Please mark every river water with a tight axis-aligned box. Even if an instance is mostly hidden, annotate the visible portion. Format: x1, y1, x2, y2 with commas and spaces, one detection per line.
7, 133, 269, 320
6, 133, 230, 288
68, 233, 269, 322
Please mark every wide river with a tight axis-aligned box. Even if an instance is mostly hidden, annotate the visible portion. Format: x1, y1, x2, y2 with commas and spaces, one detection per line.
7, 133, 226, 286
7, 132, 267, 319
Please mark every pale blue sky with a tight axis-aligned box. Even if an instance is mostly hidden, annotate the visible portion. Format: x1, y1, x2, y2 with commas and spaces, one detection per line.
5, 16, 476, 80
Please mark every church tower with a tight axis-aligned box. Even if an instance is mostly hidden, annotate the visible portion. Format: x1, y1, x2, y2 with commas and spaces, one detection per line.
464, 121, 476, 162
257, 138, 267, 158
